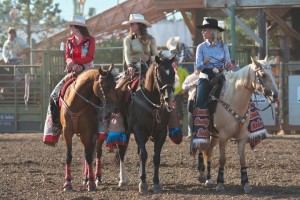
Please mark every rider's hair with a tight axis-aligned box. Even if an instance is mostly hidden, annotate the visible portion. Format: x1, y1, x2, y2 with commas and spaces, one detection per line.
210, 28, 223, 46
74, 25, 90, 37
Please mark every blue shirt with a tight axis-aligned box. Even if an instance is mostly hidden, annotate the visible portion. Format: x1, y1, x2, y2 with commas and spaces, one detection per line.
195, 40, 231, 71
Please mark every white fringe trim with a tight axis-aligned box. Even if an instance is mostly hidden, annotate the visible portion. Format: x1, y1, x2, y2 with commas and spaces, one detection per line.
248, 129, 268, 140
192, 138, 210, 150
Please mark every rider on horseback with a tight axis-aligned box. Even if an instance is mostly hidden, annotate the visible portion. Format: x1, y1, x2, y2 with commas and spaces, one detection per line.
117, 14, 182, 144
193, 18, 233, 146
43, 16, 95, 146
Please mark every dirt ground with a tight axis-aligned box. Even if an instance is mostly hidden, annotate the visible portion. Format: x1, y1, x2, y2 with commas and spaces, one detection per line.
0, 133, 299, 200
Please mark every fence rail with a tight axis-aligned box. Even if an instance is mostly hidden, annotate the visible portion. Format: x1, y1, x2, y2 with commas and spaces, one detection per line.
0, 47, 299, 133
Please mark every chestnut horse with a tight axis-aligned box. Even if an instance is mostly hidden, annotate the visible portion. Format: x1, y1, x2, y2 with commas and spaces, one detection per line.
120, 55, 176, 194
193, 57, 279, 193
60, 66, 126, 191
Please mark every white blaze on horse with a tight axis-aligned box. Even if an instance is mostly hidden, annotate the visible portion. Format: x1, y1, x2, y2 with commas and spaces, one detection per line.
192, 57, 279, 193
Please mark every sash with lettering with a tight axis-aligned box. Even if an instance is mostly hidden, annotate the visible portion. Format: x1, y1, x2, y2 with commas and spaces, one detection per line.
190, 107, 210, 155
247, 102, 267, 149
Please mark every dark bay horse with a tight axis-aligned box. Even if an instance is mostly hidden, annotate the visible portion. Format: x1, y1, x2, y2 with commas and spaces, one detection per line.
120, 55, 176, 194
193, 57, 279, 193
59, 66, 126, 191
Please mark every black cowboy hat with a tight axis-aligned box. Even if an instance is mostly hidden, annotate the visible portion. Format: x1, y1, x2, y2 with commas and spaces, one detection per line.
196, 18, 225, 32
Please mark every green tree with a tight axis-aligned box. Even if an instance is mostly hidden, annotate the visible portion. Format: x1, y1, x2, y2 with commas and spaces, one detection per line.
0, 0, 63, 45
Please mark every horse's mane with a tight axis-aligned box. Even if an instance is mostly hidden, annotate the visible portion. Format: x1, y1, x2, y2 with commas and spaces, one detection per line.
223, 64, 254, 99
75, 69, 99, 87
144, 62, 157, 91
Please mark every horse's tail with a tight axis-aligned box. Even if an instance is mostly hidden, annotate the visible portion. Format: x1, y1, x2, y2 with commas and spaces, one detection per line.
112, 132, 131, 166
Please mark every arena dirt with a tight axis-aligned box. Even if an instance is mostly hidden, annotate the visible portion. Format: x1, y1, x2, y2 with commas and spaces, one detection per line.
0, 133, 299, 199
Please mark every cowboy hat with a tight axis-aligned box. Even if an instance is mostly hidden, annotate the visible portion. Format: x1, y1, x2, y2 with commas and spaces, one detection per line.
196, 18, 224, 32
121, 14, 151, 28
166, 36, 180, 51
64, 15, 89, 27
7, 27, 16, 34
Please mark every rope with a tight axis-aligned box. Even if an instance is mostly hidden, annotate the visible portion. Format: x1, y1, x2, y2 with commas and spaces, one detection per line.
24, 73, 30, 110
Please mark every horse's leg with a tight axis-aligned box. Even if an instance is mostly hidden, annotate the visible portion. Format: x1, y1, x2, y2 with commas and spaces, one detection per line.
197, 151, 206, 183
151, 135, 166, 194
81, 135, 96, 192
203, 137, 218, 186
238, 138, 252, 193
117, 143, 128, 187
95, 140, 104, 186
216, 138, 226, 192
63, 131, 73, 192
134, 129, 149, 194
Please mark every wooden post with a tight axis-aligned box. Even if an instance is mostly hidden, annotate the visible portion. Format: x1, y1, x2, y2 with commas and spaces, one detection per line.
258, 9, 266, 59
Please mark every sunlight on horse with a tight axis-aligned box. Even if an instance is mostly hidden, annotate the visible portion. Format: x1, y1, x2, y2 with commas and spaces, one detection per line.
195, 57, 279, 193
59, 66, 125, 192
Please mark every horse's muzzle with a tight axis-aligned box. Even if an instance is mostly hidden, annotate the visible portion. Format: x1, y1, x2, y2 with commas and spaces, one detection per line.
265, 90, 278, 103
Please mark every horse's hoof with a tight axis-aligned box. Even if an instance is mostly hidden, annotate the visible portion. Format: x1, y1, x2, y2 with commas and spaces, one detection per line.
139, 182, 149, 195
244, 183, 252, 193
197, 172, 206, 183
151, 184, 163, 194
95, 177, 103, 186
216, 183, 225, 192
82, 178, 88, 186
205, 179, 213, 187
63, 181, 73, 192
118, 180, 127, 187
87, 181, 96, 192
88, 185, 96, 192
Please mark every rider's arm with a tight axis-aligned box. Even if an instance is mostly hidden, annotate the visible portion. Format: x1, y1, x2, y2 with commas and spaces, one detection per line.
149, 37, 158, 62
2, 41, 10, 63
195, 43, 205, 71
123, 36, 132, 66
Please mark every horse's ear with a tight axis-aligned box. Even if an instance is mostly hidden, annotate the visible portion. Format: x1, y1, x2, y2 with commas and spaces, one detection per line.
170, 54, 176, 63
251, 56, 262, 69
264, 55, 268, 62
108, 64, 114, 72
158, 49, 163, 56
99, 65, 105, 76
155, 55, 161, 64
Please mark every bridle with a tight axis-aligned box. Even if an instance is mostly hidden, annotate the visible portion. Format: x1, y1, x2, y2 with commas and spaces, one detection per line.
72, 73, 108, 111
140, 64, 174, 112
243, 63, 275, 114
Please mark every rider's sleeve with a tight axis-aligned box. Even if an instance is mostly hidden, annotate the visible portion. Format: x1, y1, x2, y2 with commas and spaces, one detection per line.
149, 38, 158, 62
223, 44, 231, 64
195, 44, 204, 71
123, 36, 132, 66
2, 41, 10, 62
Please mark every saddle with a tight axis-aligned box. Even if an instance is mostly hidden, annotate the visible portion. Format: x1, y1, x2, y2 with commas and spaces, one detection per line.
58, 77, 77, 108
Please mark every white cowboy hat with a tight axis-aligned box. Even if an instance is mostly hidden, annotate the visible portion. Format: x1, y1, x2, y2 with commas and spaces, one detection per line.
64, 15, 89, 27
121, 14, 151, 28
166, 36, 180, 51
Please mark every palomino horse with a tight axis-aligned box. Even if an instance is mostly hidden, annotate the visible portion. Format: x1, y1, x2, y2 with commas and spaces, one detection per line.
60, 66, 126, 191
120, 55, 176, 194
193, 57, 279, 193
